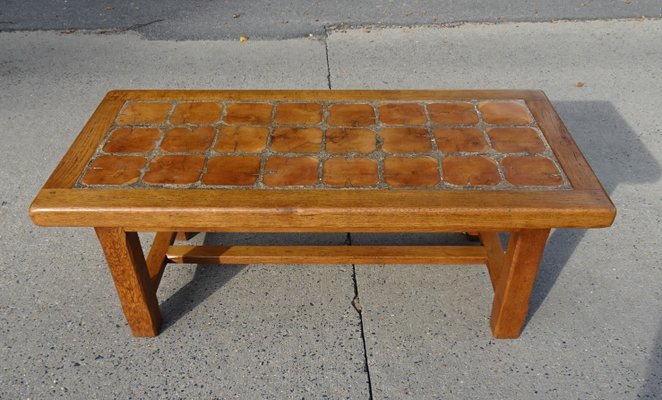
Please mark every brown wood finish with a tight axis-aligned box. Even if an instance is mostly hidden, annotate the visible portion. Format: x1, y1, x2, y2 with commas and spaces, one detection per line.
490, 229, 550, 338
107, 89, 547, 102
175, 232, 196, 241
465, 232, 481, 241
525, 92, 605, 190
479, 232, 506, 289
146, 232, 177, 289
95, 227, 161, 337
44, 91, 126, 189
31, 189, 614, 231
30, 90, 616, 339
166, 245, 488, 265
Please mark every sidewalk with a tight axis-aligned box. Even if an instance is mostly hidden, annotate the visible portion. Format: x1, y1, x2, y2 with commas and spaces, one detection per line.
1, 19, 661, 399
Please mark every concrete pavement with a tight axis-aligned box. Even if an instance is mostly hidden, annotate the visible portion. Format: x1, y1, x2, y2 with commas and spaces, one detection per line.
1, 18, 661, 399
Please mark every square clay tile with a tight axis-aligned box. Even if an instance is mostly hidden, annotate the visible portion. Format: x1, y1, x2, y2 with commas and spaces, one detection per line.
323, 158, 378, 187
224, 103, 273, 125
143, 155, 205, 185
215, 126, 269, 153
487, 127, 545, 153
117, 102, 172, 125
384, 157, 440, 187
434, 128, 488, 152
380, 127, 432, 153
170, 102, 223, 125
160, 127, 215, 152
326, 128, 376, 154
275, 103, 323, 125
442, 156, 500, 186
270, 128, 322, 153
379, 103, 427, 125
263, 156, 319, 186
327, 104, 375, 126
478, 102, 532, 125
427, 103, 479, 125
81, 155, 146, 185
103, 128, 160, 153
202, 156, 261, 186
502, 156, 563, 186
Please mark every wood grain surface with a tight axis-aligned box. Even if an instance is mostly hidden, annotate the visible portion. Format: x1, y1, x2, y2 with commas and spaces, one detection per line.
165, 245, 488, 265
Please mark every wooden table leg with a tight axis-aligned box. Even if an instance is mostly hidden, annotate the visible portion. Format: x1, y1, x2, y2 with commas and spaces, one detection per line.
176, 232, 197, 241
465, 231, 481, 242
95, 227, 161, 337
490, 229, 550, 338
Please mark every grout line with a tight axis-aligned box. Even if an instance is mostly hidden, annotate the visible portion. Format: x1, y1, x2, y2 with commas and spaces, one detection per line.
323, 26, 332, 90
347, 232, 374, 399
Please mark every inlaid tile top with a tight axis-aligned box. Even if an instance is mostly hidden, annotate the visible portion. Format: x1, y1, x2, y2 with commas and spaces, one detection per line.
77, 99, 570, 190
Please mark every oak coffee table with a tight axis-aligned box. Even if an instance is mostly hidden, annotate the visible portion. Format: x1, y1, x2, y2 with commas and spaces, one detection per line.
30, 90, 615, 338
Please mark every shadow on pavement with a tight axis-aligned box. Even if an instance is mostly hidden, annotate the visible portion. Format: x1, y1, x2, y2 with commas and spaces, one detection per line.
159, 232, 344, 331
529, 101, 660, 317
528, 101, 660, 395
639, 322, 662, 398
158, 233, 245, 331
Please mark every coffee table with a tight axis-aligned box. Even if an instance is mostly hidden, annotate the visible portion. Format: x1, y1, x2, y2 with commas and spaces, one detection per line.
30, 90, 615, 338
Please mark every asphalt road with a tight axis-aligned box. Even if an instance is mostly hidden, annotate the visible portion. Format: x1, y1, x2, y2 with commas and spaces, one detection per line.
2, 0, 661, 39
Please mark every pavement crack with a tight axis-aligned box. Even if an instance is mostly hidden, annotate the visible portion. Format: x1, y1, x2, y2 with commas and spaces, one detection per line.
323, 26, 332, 90
92, 19, 166, 34
347, 232, 374, 399
351, 295, 363, 313
122, 19, 165, 32
352, 265, 373, 399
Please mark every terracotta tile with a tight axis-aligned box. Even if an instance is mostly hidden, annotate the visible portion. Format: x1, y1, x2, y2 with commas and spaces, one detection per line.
478, 102, 532, 125
270, 128, 322, 153
428, 102, 479, 125
487, 127, 545, 153
442, 156, 500, 186
326, 128, 376, 154
381, 127, 431, 153
117, 102, 171, 125
170, 102, 223, 125
263, 156, 319, 186
275, 103, 323, 125
384, 157, 439, 187
327, 104, 375, 126
323, 158, 378, 187
103, 128, 160, 153
202, 156, 261, 186
81, 155, 146, 185
224, 103, 273, 125
502, 156, 563, 186
160, 127, 215, 152
143, 155, 205, 185
215, 126, 269, 153
434, 128, 488, 152
379, 103, 427, 125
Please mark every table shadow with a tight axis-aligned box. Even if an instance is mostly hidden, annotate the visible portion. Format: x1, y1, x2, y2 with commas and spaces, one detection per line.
159, 232, 345, 331
639, 322, 662, 398
527, 101, 660, 396
528, 101, 660, 318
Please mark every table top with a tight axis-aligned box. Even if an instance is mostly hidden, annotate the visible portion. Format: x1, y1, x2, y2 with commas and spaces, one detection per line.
30, 90, 615, 231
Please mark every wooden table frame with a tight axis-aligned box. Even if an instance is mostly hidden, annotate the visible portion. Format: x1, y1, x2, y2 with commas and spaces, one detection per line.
30, 90, 616, 338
